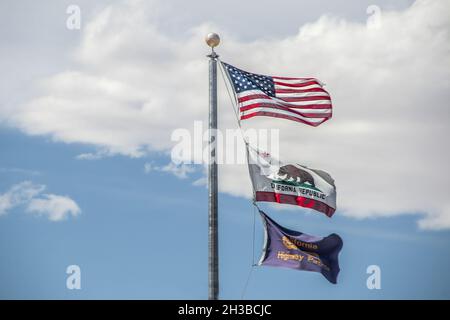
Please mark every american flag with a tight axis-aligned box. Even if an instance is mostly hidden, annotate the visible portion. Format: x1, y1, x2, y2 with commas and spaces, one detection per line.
222, 62, 332, 127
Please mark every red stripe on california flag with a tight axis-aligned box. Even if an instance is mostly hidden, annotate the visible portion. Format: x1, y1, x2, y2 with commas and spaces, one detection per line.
255, 191, 335, 217
240, 111, 330, 127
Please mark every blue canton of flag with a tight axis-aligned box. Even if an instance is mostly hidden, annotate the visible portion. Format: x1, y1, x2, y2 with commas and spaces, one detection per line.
224, 63, 275, 97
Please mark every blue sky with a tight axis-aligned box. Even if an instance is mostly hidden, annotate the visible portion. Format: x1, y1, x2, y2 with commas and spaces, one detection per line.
1, 0, 449, 299
1, 127, 449, 299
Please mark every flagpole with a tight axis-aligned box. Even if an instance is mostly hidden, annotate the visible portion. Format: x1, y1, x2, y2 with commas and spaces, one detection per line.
206, 32, 220, 300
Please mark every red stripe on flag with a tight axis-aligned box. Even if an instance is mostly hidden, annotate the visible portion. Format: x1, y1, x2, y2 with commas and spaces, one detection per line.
255, 191, 335, 217
274, 80, 320, 88
279, 96, 331, 102
238, 94, 271, 103
240, 111, 330, 127
238, 94, 331, 109
275, 88, 327, 94
272, 76, 316, 81
239, 93, 331, 104
240, 104, 331, 118
239, 99, 332, 110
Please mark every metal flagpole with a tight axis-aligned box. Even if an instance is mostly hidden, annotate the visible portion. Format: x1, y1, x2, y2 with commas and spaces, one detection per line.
206, 32, 220, 300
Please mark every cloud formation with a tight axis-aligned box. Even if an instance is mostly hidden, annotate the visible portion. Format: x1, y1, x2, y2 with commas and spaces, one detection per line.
144, 162, 195, 179
26, 194, 81, 222
0, 181, 80, 221
0, 181, 45, 215
2, 0, 449, 229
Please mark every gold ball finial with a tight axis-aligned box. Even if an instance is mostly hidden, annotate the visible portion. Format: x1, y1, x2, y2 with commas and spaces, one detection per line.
205, 33, 220, 48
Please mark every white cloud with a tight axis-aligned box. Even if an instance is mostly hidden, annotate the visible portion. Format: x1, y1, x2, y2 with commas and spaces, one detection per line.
26, 194, 81, 222
192, 176, 207, 187
0, 181, 45, 215
160, 163, 196, 179
1, 0, 449, 229
417, 205, 450, 231
144, 162, 196, 179
0, 181, 80, 221
76, 150, 109, 160
143, 162, 154, 174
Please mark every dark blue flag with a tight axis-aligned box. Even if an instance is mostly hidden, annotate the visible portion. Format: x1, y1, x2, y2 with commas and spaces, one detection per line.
258, 210, 343, 284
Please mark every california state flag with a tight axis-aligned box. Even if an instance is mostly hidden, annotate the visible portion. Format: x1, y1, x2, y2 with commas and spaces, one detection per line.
247, 145, 337, 217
